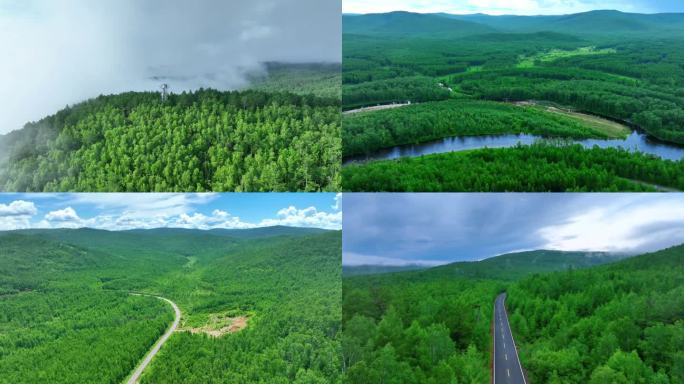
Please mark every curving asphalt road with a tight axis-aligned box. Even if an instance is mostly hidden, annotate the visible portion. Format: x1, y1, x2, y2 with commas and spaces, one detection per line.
126, 294, 181, 384
493, 293, 527, 384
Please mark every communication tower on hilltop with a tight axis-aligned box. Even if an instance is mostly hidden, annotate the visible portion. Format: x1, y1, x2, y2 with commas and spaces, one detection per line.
160, 84, 169, 102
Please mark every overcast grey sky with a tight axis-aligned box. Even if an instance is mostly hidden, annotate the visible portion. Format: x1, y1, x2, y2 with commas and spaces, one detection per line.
343, 193, 684, 266
343, 0, 684, 15
0, 0, 341, 134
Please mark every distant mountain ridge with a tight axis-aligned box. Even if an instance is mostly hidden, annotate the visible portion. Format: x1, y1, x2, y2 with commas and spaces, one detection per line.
343, 264, 429, 276
2, 225, 331, 239
344, 10, 684, 37
348, 249, 629, 279
343, 11, 496, 38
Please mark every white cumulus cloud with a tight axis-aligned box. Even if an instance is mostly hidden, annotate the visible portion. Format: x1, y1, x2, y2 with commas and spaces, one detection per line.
260, 205, 342, 230
1, 194, 341, 231
0, 200, 37, 217
41, 207, 84, 228
0, 200, 38, 230
538, 198, 684, 253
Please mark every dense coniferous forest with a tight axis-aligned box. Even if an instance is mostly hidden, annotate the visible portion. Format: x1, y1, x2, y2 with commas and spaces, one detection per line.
249, 63, 342, 100
342, 11, 684, 190
507, 245, 684, 383
0, 67, 341, 192
0, 227, 341, 384
343, 272, 497, 383
343, 143, 684, 192
343, 99, 627, 157
342, 250, 631, 383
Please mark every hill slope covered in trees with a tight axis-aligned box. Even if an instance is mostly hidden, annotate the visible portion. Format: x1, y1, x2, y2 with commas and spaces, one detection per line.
342, 249, 625, 383
507, 245, 684, 383
342, 11, 684, 191
0, 227, 341, 384
0, 88, 340, 192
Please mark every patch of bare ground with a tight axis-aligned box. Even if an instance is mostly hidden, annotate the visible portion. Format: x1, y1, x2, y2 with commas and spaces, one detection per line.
513, 100, 630, 137
180, 314, 249, 338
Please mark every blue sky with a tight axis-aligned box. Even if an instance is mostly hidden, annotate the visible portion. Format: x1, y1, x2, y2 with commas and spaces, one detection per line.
344, 193, 684, 266
343, 0, 684, 15
0, 193, 341, 231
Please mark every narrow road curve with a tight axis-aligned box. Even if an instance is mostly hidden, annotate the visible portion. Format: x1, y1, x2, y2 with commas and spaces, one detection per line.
493, 293, 527, 384
126, 294, 181, 384
343, 102, 414, 115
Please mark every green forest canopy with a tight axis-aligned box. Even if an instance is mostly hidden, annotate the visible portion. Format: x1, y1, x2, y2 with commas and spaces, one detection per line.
343, 11, 684, 148
0, 71, 341, 192
342, 99, 628, 157
342, 245, 684, 384
507, 245, 684, 383
0, 227, 341, 384
342, 249, 629, 383
342, 143, 684, 192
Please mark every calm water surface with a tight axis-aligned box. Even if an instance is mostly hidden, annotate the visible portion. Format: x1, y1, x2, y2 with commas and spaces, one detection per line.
344, 131, 684, 164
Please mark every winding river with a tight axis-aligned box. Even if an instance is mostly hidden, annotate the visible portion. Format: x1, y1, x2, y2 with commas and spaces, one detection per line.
344, 130, 684, 164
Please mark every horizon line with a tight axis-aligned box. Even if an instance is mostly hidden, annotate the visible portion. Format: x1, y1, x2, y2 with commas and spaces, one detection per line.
343, 9, 684, 17
0, 225, 336, 233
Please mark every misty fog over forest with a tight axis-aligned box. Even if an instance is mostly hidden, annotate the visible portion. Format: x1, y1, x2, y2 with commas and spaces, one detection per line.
0, 0, 341, 134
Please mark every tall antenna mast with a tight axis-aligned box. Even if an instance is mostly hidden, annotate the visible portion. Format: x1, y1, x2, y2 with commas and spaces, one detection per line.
160, 83, 169, 102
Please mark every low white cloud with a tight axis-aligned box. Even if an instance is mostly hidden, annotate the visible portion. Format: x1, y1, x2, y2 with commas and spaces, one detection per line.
0, 200, 38, 230
0, 0, 341, 134
169, 209, 256, 230
343, 252, 447, 267
333, 193, 342, 211
8, 195, 341, 232
44, 207, 80, 222
239, 23, 272, 41
260, 205, 342, 230
0, 200, 37, 217
42, 207, 84, 229
538, 198, 684, 253
65, 193, 218, 218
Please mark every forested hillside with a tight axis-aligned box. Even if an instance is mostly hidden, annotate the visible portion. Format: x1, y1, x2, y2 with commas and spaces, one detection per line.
442, 10, 684, 36
343, 143, 684, 192
343, 272, 497, 384
342, 11, 684, 191
507, 245, 684, 384
249, 62, 341, 99
0, 88, 340, 192
0, 228, 341, 384
342, 250, 621, 383
343, 99, 627, 157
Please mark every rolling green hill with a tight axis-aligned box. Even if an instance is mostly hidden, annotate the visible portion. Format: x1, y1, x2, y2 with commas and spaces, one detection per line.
341, 249, 624, 382
426, 250, 626, 281
248, 62, 341, 99
0, 87, 340, 193
441, 10, 684, 36
342, 264, 429, 276
0, 227, 341, 383
343, 11, 496, 38
342, 10, 684, 191
343, 249, 624, 280
342, 241, 683, 383
507, 244, 684, 383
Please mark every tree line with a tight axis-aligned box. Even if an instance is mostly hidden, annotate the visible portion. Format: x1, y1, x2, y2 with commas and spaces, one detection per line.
342, 272, 498, 383
0, 89, 340, 192
507, 244, 684, 383
342, 143, 684, 192
343, 99, 623, 157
